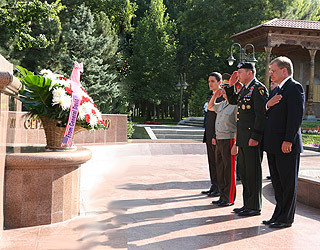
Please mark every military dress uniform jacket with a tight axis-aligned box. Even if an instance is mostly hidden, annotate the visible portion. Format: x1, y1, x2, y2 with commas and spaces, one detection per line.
225, 79, 268, 147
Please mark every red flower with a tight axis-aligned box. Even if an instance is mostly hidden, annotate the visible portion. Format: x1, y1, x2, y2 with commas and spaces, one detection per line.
81, 96, 90, 105
85, 114, 91, 123
65, 87, 73, 95
92, 109, 96, 115
59, 76, 67, 81
100, 120, 106, 126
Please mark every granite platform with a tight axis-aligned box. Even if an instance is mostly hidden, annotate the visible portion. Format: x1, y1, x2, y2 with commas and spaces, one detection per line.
0, 142, 319, 249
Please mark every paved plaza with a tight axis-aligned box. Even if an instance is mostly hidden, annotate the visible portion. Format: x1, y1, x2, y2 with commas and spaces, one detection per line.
1, 141, 319, 249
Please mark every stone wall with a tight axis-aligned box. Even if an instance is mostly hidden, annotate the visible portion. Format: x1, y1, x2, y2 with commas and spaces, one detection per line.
0, 55, 13, 230
6, 112, 128, 146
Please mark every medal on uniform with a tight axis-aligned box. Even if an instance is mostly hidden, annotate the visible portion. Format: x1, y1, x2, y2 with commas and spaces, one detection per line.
242, 104, 246, 110
246, 105, 251, 109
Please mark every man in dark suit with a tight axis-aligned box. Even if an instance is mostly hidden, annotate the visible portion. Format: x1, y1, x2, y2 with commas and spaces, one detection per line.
202, 72, 224, 197
263, 56, 305, 229
225, 62, 268, 216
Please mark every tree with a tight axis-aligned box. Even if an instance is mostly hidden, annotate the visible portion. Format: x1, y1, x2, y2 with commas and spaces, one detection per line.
57, 4, 121, 113
0, 0, 63, 51
282, 0, 320, 20
127, 0, 178, 120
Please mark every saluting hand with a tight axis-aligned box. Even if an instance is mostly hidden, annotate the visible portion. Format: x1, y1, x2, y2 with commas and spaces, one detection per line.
213, 88, 223, 98
229, 71, 239, 87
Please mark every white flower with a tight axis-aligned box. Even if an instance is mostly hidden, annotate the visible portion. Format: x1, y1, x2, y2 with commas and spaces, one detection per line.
89, 114, 98, 127
77, 102, 94, 120
40, 69, 53, 76
52, 87, 72, 110
77, 106, 87, 120
52, 87, 66, 100
52, 95, 72, 110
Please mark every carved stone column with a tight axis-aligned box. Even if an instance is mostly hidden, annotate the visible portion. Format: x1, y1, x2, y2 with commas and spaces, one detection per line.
264, 46, 273, 90
306, 49, 317, 118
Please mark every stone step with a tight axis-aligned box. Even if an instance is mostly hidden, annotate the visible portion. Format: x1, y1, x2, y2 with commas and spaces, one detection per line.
152, 129, 204, 135
156, 134, 203, 140
178, 117, 205, 127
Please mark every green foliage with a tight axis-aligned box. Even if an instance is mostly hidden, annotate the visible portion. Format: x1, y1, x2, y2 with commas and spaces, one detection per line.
57, 0, 137, 34
0, 0, 64, 50
189, 79, 210, 117
56, 4, 121, 114
281, 0, 320, 20
16, 65, 66, 122
302, 134, 320, 145
127, 120, 135, 138
302, 120, 320, 128
127, 0, 178, 115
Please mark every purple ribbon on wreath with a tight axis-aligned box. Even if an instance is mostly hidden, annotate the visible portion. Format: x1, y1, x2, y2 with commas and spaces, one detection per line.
61, 61, 83, 148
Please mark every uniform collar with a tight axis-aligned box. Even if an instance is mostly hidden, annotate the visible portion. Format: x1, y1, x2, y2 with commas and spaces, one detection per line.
244, 78, 255, 89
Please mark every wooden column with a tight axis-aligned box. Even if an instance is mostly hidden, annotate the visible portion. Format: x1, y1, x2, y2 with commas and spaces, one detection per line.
306, 49, 317, 117
264, 46, 273, 89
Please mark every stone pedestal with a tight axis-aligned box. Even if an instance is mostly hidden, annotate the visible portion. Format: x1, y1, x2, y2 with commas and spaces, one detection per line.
0, 54, 13, 230
297, 169, 320, 209
4, 147, 91, 228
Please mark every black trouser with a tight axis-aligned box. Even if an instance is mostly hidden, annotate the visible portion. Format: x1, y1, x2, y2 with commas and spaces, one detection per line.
238, 145, 262, 210
267, 152, 300, 224
216, 139, 236, 203
205, 141, 218, 192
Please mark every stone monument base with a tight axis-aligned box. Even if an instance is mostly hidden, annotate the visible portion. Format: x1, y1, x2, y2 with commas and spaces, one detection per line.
4, 147, 91, 228
297, 169, 320, 209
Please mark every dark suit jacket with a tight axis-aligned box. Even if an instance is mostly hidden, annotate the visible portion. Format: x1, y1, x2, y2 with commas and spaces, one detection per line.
225, 79, 268, 147
263, 78, 305, 154
203, 96, 224, 143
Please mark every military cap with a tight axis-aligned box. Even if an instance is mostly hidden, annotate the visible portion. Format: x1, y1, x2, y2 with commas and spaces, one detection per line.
237, 62, 255, 71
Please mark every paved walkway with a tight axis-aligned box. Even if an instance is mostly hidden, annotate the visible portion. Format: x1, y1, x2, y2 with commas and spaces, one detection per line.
1, 142, 320, 249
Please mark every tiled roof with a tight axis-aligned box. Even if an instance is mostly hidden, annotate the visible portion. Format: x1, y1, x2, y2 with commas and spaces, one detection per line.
232, 18, 320, 38
264, 18, 320, 30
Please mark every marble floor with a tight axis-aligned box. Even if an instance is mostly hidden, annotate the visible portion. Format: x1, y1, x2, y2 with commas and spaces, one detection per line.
1, 142, 319, 249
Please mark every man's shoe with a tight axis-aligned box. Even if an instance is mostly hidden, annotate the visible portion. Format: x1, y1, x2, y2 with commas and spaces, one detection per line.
207, 191, 220, 197
201, 189, 213, 195
218, 201, 234, 207
211, 199, 222, 205
262, 219, 276, 225
238, 208, 261, 216
233, 206, 246, 213
269, 222, 292, 229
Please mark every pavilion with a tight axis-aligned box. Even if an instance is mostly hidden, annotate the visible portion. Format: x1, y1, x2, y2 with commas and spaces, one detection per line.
231, 18, 320, 119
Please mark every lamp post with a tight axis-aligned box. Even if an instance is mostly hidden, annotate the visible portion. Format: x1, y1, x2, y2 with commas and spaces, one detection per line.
227, 43, 258, 67
176, 73, 188, 121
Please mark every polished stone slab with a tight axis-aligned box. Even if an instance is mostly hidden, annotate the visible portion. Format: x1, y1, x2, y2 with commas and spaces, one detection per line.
0, 143, 319, 249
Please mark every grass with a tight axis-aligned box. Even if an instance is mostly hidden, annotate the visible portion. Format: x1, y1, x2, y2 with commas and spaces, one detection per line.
302, 120, 320, 128
302, 134, 320, 145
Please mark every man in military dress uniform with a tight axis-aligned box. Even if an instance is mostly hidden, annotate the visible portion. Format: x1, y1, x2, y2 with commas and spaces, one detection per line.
225, 62, 268, 216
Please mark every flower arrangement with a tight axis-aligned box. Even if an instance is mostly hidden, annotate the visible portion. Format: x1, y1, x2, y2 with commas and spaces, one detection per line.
17, 65, 106, 130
